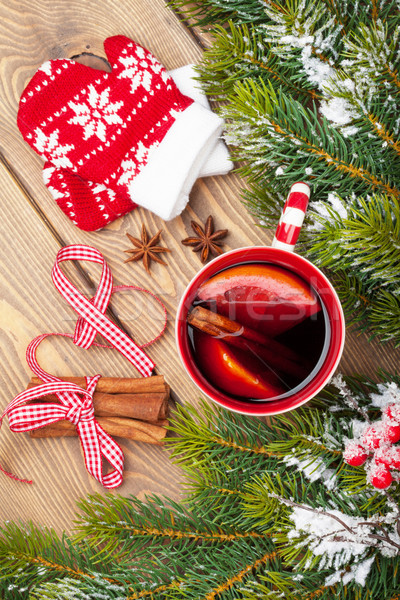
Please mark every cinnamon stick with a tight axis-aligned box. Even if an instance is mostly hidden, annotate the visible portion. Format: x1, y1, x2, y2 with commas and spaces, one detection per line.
26, 387, 169, 423
188, 306, 309, 380
220, 334, 309, 380
30, 375, 166, 394
29, 416, 168, 445
188, 306, 303, 363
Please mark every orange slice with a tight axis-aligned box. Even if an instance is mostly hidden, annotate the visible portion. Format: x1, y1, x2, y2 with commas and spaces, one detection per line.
193, 330, 286, 399
197, 263, 321, 337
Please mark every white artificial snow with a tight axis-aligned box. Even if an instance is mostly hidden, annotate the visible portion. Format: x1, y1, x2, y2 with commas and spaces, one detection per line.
309, 201, 331, 229
324, 556, 375, 587
332, 375, 368, 416
305, 167, 313, 175
275, 166, 284, 175
283, 454, 337, 490
342, 78, 356, 93
344, 418, 366, 440
308, 193, 347, 231
320, 97, 356, 125
353, 556, 376, 585
288, 505, 370, 569
341, 125, 359, 137
288, 498, 400, 561
280, 34, 315, 47
327, 192, 348, 218
301, 45, 334, 88
370, 382, 400, 409
380, 525, 400, 557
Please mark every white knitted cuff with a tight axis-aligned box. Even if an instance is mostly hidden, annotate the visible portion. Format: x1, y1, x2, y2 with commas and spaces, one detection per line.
170, 64, 232, 177
128, 102, 223, 220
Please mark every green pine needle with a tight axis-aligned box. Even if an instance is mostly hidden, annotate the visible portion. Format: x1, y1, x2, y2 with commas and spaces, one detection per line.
171, 0, 400, 347
1, 373, 400, 597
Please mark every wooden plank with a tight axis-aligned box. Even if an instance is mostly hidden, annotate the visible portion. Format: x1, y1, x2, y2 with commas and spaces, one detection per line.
0, 0, 400, 536
0, 0, 206, 254
0, 0, 227, 533
0, 162, 184, 532
0, 0, 221, 384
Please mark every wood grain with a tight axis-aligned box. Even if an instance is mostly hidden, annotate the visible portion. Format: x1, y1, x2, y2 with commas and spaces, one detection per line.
0, 160, 185, 531
0, 0, 399, 535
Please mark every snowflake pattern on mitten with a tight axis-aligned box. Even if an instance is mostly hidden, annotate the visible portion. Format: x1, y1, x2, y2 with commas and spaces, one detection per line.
17, 36, 194, 230
18, 35, 223, 229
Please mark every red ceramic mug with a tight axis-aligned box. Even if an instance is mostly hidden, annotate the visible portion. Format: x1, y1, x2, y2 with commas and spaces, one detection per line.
175, 183, 345, 415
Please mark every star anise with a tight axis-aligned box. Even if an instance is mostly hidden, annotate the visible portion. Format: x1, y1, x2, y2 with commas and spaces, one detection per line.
124, 224, 171, 273
181, 215, 228, 263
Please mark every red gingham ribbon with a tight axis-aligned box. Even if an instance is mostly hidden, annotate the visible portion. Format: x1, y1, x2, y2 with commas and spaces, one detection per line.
53, 245, 155, 376
0, 245, 167, 488
272, 182, 310, 252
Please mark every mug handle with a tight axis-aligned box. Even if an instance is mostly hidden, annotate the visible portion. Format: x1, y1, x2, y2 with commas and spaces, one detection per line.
271, 182, 310, 253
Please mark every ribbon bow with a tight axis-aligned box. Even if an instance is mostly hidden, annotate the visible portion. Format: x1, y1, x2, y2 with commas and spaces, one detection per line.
0, 245, 167, 488
53, 245, 155, 375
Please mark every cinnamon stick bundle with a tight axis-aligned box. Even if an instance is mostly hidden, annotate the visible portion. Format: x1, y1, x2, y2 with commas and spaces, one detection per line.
188, 306, 309, 380
30, 375, 166, 394
28, 376, 169, 423
29, 416, 168, 445
27, 375, 171, 443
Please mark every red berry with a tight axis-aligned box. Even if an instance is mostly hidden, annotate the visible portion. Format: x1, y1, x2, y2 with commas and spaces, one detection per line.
382, 420, 400, 444
343, 443, 368, 467
369, 464, 393, 489
378, 447, 400, 469
363, 426, 382, 450
385, 404, 400, 422
390, 448, 400, 469
375, 447, 400, 469
374, 447, 394, 467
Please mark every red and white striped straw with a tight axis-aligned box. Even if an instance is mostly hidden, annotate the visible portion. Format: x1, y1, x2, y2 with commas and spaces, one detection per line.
272, 182, 310, 252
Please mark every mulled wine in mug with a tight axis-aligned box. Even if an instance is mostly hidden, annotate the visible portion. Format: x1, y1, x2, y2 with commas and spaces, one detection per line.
176, 183, 345, 416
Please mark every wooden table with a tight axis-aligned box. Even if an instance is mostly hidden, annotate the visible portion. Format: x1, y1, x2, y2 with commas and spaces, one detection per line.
1, 0, 399, 534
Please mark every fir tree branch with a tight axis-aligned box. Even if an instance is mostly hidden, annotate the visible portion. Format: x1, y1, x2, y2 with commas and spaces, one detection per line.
306, 581, 339, 599
226, 79, 400, 200
305, 193, 400, 343
343, 19, 400, 96
308, 194, 400, 287
168, 399, 284, 472
196, 23, 321, 101
126, 580, 181, 600
371, 0, 378, 21
1, 376, 400, 596
74, 491, 267, 567
202, 550, 277, 600
264, 410, 343, 461
319, 0, 347, 32
210, 434, 275, 456
169, 0, 282, 27
366, 112, 400, 157
111, 522, 265, 542
217, 486, 241, 496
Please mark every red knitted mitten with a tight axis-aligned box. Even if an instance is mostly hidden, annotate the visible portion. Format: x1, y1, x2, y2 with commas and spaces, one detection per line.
18, 36, 223, 230
40, 66, 230, 231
